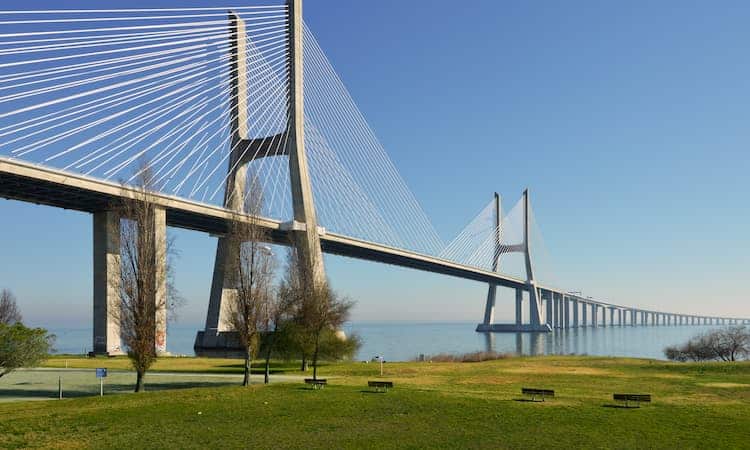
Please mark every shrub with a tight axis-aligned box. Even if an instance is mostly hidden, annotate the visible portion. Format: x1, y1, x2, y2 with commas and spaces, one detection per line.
415, 351, 511, 363
664, 326, 749, 362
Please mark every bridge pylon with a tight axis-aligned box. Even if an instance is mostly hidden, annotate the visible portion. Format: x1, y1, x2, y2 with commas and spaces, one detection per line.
476, 189, 550, 333
195, 0, 327, 356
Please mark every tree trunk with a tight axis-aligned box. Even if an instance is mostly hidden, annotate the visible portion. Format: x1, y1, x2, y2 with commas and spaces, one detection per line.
243, 350, 251, 387
300, 355, 307, 372
135, 370, 145, 392
312, 341, 320, 381
264, 346, 272, 384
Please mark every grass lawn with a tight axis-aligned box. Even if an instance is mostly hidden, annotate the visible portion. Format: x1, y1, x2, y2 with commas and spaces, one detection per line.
1, 356, 749, 449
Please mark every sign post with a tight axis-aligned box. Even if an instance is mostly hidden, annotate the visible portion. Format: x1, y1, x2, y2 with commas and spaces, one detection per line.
374, 355, 384, 376
96, 368, 107, 396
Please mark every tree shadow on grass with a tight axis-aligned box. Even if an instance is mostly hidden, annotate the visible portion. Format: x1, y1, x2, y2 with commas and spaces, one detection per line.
0, 389, 72, 400
602, 403, 642, 409
109, 381, 238, 392
1, 380, 240, 400
206, 365, 291, 376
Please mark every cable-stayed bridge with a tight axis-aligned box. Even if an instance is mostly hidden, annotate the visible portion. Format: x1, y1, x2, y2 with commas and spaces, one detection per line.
0, 2, 747, 355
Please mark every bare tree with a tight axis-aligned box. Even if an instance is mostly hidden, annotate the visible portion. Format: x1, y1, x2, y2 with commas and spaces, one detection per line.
112, 166, 177, 392
259, 288, 292, 384
711, 326, 749, 361
665, 326, 749, 362
0, 289, 22, 325
225, 183, 276, 387
284, 243, 354, 381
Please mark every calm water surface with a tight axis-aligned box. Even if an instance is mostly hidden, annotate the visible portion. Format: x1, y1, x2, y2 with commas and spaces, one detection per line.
49, 322, 722, 361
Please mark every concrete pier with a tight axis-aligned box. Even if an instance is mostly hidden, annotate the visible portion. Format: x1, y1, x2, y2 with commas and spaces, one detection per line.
545, 291, 555, 328
515, 289, 523, 325
92, 211, 122, 355
592, 304, 598, 327
581, 302, 588, 327
145, 206, 168, 354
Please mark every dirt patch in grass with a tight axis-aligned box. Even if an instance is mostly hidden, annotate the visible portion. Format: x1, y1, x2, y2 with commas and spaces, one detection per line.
700, 382, 750, 388
502, 366, 615, 377
649, 373, 689, 380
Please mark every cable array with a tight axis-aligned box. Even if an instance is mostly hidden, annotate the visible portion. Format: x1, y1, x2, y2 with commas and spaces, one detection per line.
439, 196, 528, 278
301, 22, 444, 256
0, 6, 290, 211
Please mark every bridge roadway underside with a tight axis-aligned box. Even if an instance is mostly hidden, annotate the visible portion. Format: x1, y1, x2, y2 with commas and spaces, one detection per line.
0, 159, 528, 291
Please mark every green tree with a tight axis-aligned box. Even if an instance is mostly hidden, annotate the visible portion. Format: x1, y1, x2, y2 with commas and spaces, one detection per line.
0, 323, 54, 378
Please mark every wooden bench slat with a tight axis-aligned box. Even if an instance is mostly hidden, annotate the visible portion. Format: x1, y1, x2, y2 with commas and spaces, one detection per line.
613, 394, 651, 402
522, 388, 555, 396
521, 388, 555, 402
304, 378, 327, 389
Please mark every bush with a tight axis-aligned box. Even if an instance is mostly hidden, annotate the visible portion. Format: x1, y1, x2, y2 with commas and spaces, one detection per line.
0, 323, 54, 378
664, 326, 749, 362
415, 351, 511, 363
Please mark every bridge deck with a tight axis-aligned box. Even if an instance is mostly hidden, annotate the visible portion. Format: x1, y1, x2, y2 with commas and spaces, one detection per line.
2, 157, 748, 323
0, 158, 527, 290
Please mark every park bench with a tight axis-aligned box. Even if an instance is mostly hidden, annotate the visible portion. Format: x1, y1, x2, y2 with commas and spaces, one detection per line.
304, 378, 327, 390
521, 388, 555, 402
613, 393, 651, 408
368, 380, 394, 392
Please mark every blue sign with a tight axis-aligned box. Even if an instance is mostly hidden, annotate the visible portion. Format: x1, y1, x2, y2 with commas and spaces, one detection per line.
96, 368, 107, 378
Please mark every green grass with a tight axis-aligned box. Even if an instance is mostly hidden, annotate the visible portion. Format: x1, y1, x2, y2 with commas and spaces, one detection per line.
2, 356, 749, 449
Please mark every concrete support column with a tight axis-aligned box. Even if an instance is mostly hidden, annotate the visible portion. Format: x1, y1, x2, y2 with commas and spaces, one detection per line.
632, 309, 637, 326
141, 206, 168, 354
572, 299, 579, 328
617, 309, 623, 326
581, 302, 588, 327
482, 284, 497, 326
93, 211, 122, 355
552, 294, 558, 328
563, 297, 570, 329
592, 304, 598, 327
529, 288, 539, 327
608, 308, 614, 327
545, 292, 555, 328
515, 288, 523, 325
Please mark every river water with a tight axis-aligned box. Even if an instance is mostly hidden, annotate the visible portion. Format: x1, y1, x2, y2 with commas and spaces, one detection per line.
48, 321, 726, 361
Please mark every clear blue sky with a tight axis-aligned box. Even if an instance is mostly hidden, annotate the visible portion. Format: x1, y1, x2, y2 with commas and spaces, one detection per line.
1, 0, 749, 330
